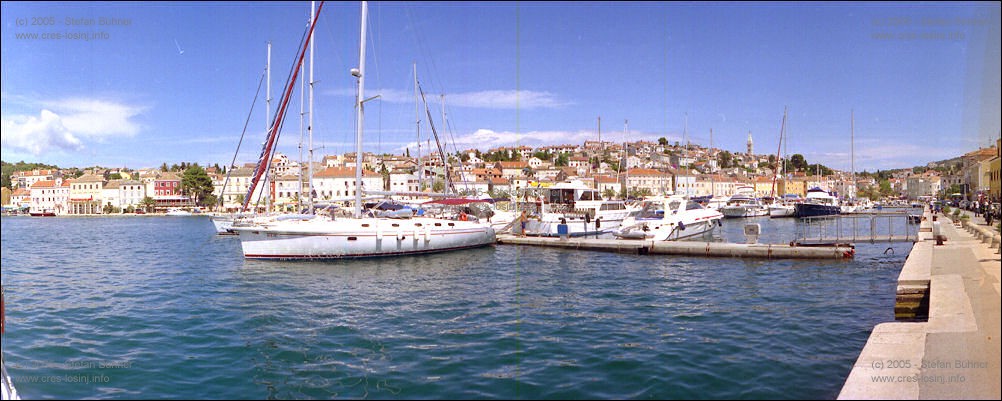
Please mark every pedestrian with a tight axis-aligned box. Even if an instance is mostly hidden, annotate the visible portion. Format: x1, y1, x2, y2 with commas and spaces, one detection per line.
518, 210, 528, 237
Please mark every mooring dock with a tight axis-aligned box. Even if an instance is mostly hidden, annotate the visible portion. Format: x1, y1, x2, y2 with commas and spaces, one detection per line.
496, 235, 854, 259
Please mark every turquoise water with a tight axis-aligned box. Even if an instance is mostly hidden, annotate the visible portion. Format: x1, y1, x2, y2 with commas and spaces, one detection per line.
1, 216, 912, 399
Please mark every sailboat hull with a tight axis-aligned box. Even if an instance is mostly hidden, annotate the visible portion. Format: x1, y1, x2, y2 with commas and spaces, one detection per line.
233, 217, 496, 259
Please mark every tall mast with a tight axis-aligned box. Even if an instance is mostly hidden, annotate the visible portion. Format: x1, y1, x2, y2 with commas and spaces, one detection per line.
414, 63, 422, 193
353, 1, 368, 218
298, 42, 305, 211
710, 128, 714, 198
597, 116, 602, 151
683, 112, 688, 151
622, 119, 628, 198
308, 1, 316, 214
850, 109, 855, 200
263, 41, 273, 213
441, 94, 452, 195
771, 107, 787, 199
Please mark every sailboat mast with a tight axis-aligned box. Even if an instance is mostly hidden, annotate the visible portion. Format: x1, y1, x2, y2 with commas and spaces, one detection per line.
850, 109, 855, 200
308, 1, 316, 214
266, 41, 273, 213
353, 1, 368, 219
622, 119, 628, 198
441, 94, 453, 195
414, 63, 422, 193
299, 42, 305, 211
771, 107, 787, 199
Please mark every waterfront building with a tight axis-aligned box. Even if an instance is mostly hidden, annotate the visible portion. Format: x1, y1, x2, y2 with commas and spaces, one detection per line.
906, 172, 942, 201
29, 179, 67, 215
10, 188, 30, 210
102, 180, 122, 211
119, 180, 146, 210
625, 168, 673, 197
69, 174, 105, 214
311, 166, 382, 202
387, 170, 421, 199
152, 172, 190, 211
674, 169, 699, 197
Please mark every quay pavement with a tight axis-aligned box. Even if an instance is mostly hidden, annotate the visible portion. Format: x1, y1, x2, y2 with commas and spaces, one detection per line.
838, 210, 1000, 400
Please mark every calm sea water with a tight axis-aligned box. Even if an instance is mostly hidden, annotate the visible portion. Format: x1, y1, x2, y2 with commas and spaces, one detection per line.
1, 215, 913, 399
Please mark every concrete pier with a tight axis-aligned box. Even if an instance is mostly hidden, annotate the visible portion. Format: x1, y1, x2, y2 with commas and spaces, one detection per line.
838, 211, 1001, 399
496, 235, 854, 259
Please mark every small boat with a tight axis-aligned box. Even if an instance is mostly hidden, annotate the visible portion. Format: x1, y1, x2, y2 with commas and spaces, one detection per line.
614, 195, 723, 241
768, 194, 801, 218
28, 209, 56, 217
165, 208, 193, 216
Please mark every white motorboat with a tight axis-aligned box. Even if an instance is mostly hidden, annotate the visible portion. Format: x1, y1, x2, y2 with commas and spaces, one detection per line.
614, 195, 723, 241
719, 186, 769, 218
520, 180, 634, 237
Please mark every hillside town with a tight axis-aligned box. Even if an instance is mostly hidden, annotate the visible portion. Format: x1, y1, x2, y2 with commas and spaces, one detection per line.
2, 136, 1000, 216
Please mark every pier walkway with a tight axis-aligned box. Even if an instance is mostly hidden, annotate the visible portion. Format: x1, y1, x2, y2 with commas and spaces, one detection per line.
838, 211, 1000, 399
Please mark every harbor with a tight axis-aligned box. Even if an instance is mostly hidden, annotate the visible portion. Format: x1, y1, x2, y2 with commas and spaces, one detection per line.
2, 1, 1001, 399
1, 214, 918, 399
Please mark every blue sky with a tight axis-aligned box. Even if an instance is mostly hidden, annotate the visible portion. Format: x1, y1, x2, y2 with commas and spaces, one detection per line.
2, 1, 999, 172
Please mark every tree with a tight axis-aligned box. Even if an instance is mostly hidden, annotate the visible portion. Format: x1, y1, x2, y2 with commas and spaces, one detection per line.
160, 163, 169, 172
555, 153, 569, 167
603, 188, 618, 200
432, 180, 445, 193
181, 165, 216, 206
717, 151, 733, 169
140, 196, 156, 213
658, 137, 668, 147
405, 148, 411, 158
790, 154, 808, 172
379, 164, 390, 190
109, 173, 123, 180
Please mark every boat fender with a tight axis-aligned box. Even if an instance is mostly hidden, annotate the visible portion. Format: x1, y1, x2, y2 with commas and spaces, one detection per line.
678, 221, 686, 231
585, 212, 591, 224
560, 217, 567, 225
595, 217, 601, 229
376, 224, 383, 241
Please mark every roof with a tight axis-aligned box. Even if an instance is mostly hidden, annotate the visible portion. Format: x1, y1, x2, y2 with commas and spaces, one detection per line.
496, 161, 529, 169
76, 174, 106, 183
313, 167, 380, 178
594, 175, 619, 183
626, 168, 666, 176
30, 180, 55, 189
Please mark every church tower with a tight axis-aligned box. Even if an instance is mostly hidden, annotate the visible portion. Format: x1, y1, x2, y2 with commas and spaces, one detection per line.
747, 131, 753, 155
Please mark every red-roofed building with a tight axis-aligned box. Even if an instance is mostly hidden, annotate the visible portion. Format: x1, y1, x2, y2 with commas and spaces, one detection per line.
312, 167, 382, 201
30, 179, 69, 215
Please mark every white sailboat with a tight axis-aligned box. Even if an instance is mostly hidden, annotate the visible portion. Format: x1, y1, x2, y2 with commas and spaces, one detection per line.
232, 1, 495, 259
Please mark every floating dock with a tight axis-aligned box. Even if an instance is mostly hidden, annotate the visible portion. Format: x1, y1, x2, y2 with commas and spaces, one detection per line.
496, 235, 854, 259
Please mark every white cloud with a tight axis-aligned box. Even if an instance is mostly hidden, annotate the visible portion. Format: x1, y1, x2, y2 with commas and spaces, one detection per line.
326, 88, 568, 109
1, 97, 145, 156
396, 128, 670, 152
1, 110, 83, 155
41, 98, 144, 138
